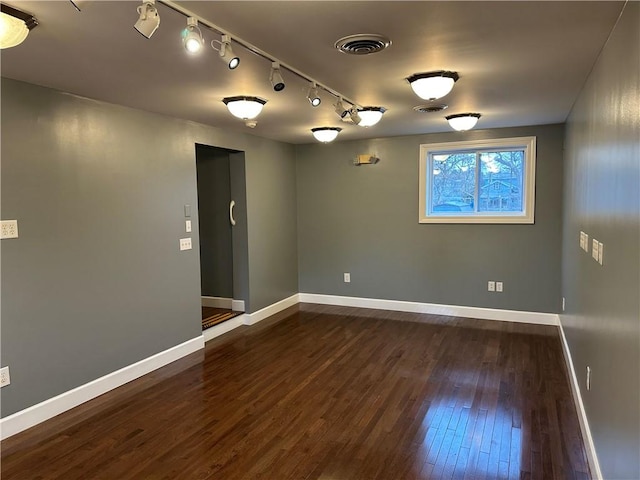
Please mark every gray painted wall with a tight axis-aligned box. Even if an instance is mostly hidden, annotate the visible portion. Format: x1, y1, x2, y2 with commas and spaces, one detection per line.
0, 78, 298, 416
196, 146, 234, 299
296, 124, 564, 313
561, 3, 639, 479
229, 152, 250, 308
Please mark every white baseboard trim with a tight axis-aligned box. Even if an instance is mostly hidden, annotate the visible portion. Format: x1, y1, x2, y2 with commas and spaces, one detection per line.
298, 293, 559, 326
202, 296, 231, 309
232, 299, 245, 312
0, 336, 204, 441
244, 294, 299, 326
558, 318, 602, 480
203, 314, 246, 342
201, 296, 245, 312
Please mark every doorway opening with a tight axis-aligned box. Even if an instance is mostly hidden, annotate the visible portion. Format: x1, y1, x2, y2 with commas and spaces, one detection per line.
195, 144, 249, 331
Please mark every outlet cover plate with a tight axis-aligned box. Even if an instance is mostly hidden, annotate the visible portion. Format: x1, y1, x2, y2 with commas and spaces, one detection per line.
179, 238, 192, 251
0, 366, 10, 387
1, 220, 18, 239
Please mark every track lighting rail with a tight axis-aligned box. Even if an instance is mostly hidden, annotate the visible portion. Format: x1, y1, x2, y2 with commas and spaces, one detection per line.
158, 0, 360, 108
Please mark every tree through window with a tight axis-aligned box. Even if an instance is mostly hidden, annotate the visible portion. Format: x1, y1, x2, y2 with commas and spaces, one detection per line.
419, 137, 536, 224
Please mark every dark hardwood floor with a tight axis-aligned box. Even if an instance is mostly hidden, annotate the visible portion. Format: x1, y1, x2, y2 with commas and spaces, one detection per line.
1, 304, 589, 479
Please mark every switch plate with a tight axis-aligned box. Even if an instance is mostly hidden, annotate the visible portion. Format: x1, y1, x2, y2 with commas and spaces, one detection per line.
579, 231, 585, 250
583, 233, 589, 252
592, 239, 599, 261
185, 220, 192, 233
1, 220, 19, 239
496, 282, 503, 292
598, 242, 603, 265
0, 366, 10, 387
184, 204, 191, 217
488, 281, 495, 292
179, 238, 192, 251
344, 273, 351, 283
562, 297, 566, 312
586, 366, 591, 391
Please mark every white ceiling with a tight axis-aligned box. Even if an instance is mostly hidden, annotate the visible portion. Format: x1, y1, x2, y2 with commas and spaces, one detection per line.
1, 1, 624, 144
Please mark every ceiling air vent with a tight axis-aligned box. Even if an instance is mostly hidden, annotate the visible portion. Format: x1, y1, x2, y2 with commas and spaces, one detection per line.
413, 104, 449, 113
335, 34, 391, 55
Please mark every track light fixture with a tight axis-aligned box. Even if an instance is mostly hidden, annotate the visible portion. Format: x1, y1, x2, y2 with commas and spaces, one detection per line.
307, 83, 321, 107
407, 71, 459, 101
182, 17, 203, 54
445, 113, 481, 131
311, 127, 342, 143
141, 2, 376, 128
334, 98, 349, 118
223, 96, 267, 120
211, 34, 240, 69
347, 107, 362, 125
134, 0, 159, 39
270, 62, 285, 92
356, 107, 386, 127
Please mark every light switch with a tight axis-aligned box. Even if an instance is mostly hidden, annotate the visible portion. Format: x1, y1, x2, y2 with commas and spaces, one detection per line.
184, 204, 191, 218
598, 242, 603, 265
592, 239, 599, 261
496, 282, 503, 292
488, 281, 495, 292
185, 220, 192, 233
583, 233, 589, 252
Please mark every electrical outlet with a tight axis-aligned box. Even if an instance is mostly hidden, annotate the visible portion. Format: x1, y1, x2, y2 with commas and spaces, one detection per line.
179, 238, 192, 251
586, 366, 591, 391
488, 281, 495, 292
0, 366, 10, 387
344, 273, 351, 283
496, 282, 503, 292
1, 220, 19, 239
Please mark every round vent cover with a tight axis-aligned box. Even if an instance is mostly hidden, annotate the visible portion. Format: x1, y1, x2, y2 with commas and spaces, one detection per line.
413, 104, 449, 113
335, 34, 391, 55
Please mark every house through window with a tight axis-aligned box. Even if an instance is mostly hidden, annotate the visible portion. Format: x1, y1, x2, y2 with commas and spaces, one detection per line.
419, 136, 536, 224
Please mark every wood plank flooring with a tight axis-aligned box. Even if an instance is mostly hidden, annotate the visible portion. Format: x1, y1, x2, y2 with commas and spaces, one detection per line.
1, 304, 589, 479
202, 306, 243, 330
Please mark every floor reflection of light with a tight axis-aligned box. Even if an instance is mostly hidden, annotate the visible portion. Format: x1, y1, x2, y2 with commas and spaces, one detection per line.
410, 394, 523, 479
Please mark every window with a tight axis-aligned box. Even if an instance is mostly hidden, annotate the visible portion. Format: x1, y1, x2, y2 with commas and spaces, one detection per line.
419, 136, 536, 224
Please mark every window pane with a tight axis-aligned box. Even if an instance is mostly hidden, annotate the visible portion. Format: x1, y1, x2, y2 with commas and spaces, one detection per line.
430, 153, 476, 213
478, 150, 524, 212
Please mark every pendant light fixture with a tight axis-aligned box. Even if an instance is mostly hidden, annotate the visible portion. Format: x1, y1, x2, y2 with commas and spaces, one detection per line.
311, 127, 342, 143
445, 113, 481, 131
134, 0, 159, 39
223, 96, 267, 120
356, 107, 386, 127
0, 3, 37, 49
407, 71, 459, 101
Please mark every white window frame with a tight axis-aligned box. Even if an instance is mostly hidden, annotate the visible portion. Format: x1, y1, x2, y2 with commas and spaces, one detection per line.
419, 136, 536, 224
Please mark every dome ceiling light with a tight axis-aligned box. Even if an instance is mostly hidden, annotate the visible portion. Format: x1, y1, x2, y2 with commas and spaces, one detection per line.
356, 107, 387, 127
223, 96, 267, 120
445, 113, 482, 131
406, 71, 459, 101
311, 127, 342, 143
0, 3, 38, 49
